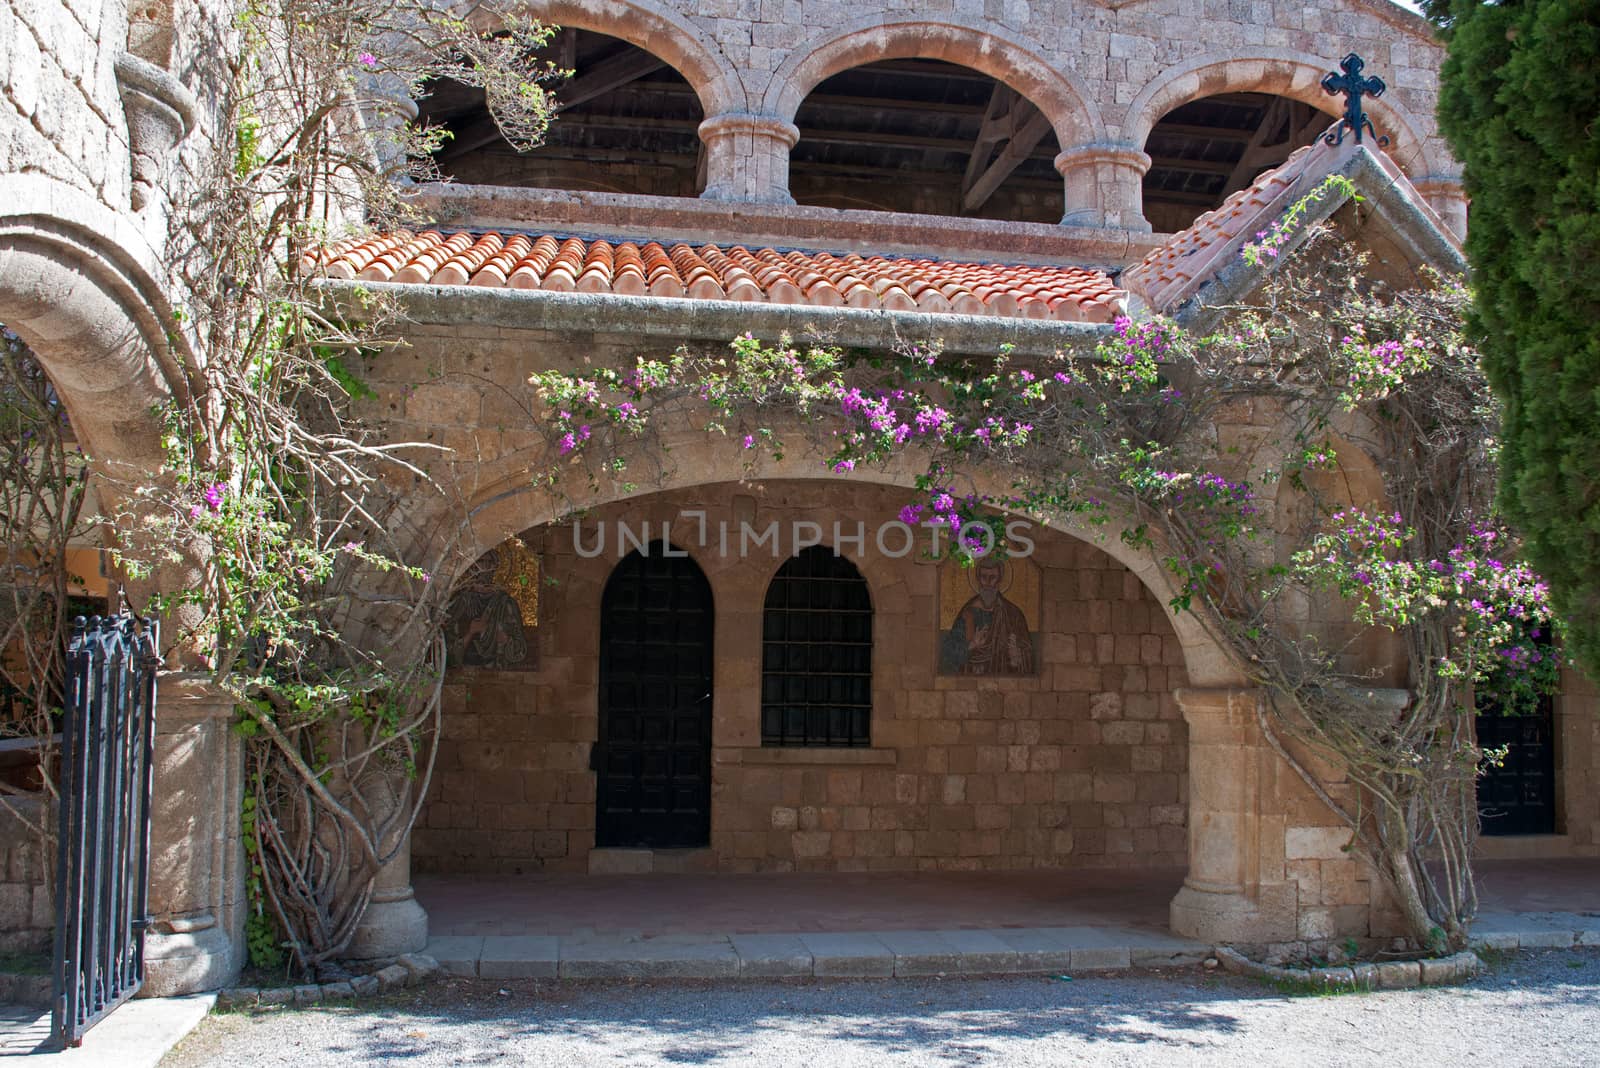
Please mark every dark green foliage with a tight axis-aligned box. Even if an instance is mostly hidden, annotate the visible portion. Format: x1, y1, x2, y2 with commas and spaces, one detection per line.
1436, 0, 1600, 673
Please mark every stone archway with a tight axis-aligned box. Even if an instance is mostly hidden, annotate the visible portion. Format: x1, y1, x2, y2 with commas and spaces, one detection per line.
1123, 50, 1438, 181
762, 18, 1104, 148
494, 0, 745, 117
746, 17, 1106, 213
0, 177, 248, 996
0, 176, 187, 472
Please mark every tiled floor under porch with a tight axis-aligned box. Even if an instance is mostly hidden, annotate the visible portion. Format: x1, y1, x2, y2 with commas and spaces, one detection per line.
417, 866, 1187, 938
416, 858, 1600, 941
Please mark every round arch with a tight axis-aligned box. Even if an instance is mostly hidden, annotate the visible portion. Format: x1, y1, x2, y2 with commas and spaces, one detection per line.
761, 17, 1107, 149
493, 0, 747, 116
1122, 50, 1437, 177
0, 175, 188, 476
410, 434, 1244, 689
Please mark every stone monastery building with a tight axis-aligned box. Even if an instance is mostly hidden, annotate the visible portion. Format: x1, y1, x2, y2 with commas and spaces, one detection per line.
1, 0, 1596, 997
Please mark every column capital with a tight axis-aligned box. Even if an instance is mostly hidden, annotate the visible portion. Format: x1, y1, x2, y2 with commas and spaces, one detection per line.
1053, 142, 1152, 178
697, 112, 801, 149
1172, 686, 1264, 743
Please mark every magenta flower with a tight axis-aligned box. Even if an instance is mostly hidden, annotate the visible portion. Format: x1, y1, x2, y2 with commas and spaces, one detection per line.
357, 52, 378, 68
203, 482, 227, 511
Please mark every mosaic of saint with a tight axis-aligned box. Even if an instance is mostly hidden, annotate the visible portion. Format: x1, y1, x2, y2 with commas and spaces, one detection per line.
445, 540, 540, 669
937, 553, 1041, 676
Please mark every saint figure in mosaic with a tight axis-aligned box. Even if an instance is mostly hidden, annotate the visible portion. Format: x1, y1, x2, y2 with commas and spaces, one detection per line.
939, 555, 1039, 676
446, 547, 533, 669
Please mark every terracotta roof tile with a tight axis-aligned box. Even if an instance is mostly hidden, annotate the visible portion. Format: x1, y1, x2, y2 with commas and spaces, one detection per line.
313, 230, 1126, 324
1122, 132, 1359, 313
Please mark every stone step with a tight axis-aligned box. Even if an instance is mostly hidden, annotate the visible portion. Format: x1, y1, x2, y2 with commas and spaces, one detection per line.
426, 926, 1211, 981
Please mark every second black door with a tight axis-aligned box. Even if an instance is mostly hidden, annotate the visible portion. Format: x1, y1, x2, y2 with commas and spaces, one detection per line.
595, 545, 714, 848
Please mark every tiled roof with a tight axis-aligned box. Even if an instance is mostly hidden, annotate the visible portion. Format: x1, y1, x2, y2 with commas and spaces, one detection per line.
1120, 136, 1345, 313
310, 231, 1127, 323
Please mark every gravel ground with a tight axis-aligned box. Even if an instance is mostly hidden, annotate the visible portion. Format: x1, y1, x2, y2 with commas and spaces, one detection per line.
161, 948, 1600, 1068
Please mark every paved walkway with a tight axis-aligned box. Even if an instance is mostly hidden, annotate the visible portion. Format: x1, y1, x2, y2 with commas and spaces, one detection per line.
417, 866, 1187, 937
416, 858, 1600, 980
0, 995, 214, 1064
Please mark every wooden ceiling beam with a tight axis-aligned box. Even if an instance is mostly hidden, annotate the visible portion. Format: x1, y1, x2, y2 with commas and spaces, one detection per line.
962, 108, 1053, 213
440, 49, 667, 161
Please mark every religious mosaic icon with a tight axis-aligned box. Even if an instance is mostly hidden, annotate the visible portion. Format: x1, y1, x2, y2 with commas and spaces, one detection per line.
938, 553, 1041, 676
445, 540, 539, 669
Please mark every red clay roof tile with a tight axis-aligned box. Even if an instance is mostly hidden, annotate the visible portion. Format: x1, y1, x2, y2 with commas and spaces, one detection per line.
313, 230, 1127, 324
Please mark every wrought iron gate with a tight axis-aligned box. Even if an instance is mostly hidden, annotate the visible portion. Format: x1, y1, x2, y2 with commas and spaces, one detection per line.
51, 612, 159, 1048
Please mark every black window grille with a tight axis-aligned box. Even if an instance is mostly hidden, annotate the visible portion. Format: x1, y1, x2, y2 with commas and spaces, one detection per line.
761, 546, 873, 747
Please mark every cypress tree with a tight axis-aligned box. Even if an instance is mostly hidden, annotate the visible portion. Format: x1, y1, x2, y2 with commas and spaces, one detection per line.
1435, 0, 1600, 672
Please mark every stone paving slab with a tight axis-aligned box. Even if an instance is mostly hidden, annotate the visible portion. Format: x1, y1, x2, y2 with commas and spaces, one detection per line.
869, 930, 965, 977
796, 933, 895, 978
558, 935, 740, 980
728, 934, 813, 979
432, 926, 1210, 981
0, 994, 214, 1065
936, 929, 1024, 973
424, 935, 486, 977
1473, 911, 1600, 952
478, 935, 559, 980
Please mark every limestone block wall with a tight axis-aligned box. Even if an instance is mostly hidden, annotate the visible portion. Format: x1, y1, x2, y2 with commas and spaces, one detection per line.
413, 481, 1191, 874
2, 0, 134, 207
501, 0, 1458, 226
0, 799, 51, 954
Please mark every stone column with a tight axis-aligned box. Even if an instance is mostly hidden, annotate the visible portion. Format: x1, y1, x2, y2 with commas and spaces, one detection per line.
698, 113, 801, 205
1055, 144, 1153, 231
143, 673, 246, 996
345, 772, 429, 961
1412, 175, 1469, 243
1168, 687, 1297, 944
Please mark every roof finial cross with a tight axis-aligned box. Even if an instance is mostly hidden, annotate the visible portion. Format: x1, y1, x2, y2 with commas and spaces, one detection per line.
1321, 53, 1389, 148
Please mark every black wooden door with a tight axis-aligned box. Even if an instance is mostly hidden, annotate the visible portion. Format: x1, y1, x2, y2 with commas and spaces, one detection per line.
595, 546, 714, 848
1477, 698, 1557, 837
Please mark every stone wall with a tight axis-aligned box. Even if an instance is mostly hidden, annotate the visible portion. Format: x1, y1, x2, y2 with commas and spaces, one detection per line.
414, 481, 1191, 874
2, 0, 133, 208
0, 799, 51, 955
495, 0, 1459, 228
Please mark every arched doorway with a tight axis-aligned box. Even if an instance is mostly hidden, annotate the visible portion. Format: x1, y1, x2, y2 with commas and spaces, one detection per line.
595, 543, 715, 848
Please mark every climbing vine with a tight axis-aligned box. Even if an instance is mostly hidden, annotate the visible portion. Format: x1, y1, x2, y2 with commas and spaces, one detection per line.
95, 0, 563, 978
529, 189, 1556, 953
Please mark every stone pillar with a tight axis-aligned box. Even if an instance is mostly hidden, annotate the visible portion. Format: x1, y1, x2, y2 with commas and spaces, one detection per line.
1168, 687, 1297, 944
1413, 175, 1469, 243
1055, 144, 1153, 231
143, 674, 246, 996
698, 113, 801, 205
345, 771, 429, 961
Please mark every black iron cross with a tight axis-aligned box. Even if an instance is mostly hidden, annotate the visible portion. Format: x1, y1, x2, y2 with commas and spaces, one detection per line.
1321, 53, 1390, 147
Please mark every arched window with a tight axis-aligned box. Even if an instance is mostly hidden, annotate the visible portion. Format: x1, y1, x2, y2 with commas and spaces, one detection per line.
761, 546, 873, 747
